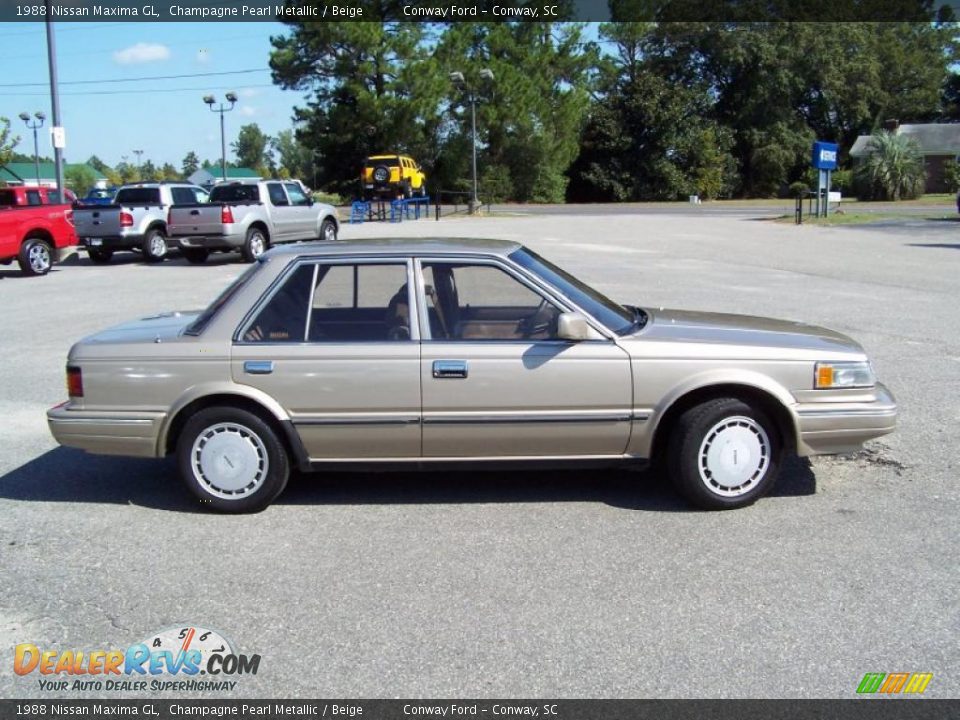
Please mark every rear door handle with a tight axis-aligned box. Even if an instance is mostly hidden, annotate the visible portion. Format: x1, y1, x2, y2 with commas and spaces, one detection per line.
244, 361, 274, 375
433, 360, 468, 379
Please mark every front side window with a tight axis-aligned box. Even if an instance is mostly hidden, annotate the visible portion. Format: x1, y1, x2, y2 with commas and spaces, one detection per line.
420, 262, 562, 341
283, 182, 310, 207
241, 262, 411, 343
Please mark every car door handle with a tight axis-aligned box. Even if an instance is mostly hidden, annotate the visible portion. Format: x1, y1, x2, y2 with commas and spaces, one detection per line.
433, 360, 468, 379
244, 361, 274, 375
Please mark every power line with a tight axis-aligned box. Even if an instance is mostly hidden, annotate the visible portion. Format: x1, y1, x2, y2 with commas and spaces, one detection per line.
0, 67, 270, 89
6, 83, 277, 97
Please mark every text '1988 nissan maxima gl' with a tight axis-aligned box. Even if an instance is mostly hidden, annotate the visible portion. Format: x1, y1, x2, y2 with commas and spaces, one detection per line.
47, 238, 897, 512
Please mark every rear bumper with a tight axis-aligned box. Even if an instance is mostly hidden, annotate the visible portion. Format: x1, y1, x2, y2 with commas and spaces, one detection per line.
47, 402, 166, 458
177, 233, 245, 250
79, 233, 146, 250
794, 382, 898, 456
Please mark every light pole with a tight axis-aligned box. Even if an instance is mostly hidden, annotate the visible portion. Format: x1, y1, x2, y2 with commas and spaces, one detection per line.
450, 69, 495, 215
203, 92, 237, 182
133, 149, 143, 180
18, 111, 46, 187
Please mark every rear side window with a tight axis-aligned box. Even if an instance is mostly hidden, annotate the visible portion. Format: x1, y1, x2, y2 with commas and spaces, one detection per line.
210, 184, 260, 203
267, 183, 288, 206
116, 188, 161, 205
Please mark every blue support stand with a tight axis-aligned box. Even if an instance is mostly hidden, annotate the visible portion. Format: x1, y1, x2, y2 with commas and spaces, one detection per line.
349, 201, 369, 224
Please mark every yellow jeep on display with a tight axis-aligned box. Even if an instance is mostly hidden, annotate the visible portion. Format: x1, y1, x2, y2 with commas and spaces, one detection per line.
361, 154, 427, 199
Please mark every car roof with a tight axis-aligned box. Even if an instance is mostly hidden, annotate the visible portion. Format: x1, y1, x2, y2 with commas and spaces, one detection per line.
267, 238, 523, 259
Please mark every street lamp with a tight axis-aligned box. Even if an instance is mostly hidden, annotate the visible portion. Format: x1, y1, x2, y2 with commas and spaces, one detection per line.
450, 69, 495, 214
204, 92, 237, 182
133, 149, 144, 180
18, 111, 46, 187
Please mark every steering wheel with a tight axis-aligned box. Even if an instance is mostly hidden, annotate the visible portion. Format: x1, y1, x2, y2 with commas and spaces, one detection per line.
520, 298, 555, 338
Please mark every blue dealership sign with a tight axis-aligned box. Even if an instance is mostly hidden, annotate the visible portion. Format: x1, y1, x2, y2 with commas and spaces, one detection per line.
812, 141, 839, 170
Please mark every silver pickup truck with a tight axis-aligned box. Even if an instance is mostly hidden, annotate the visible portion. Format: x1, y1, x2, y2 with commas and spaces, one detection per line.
167, 180, 339, 263
73, 182, 209, 263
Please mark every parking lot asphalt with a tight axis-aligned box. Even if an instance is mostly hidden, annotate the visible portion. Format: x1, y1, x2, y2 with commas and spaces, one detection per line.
1, 209, 957, 699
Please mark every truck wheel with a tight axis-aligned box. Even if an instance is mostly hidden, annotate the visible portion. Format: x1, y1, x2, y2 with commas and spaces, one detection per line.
87, 248, 113, 264
372, 165, 390, 185
177, 406, 289, 514
319, 218, 337, 243
142, 229, 168, 263
241, 227, 268, 263
182, 248, 209, 265
667, 397, 782, 510
18, 237, 53, 276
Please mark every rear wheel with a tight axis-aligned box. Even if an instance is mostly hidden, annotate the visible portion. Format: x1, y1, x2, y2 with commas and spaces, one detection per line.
87, 248, 113, 264
142, 228, 168, 263
176, 406, 289, 513
18, 237, 53, 276
241, 227, 268, 263
667, 397, 782, 510
182, 248, 209, 264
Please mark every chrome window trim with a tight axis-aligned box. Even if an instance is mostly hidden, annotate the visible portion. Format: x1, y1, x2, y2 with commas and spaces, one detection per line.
233, 257, 419, 345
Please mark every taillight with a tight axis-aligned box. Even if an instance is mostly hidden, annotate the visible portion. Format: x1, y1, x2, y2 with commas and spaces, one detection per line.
65, 209, 74, 226
120, 211, 134, 227
221, 205, 234, 224
66, 366, 83, 398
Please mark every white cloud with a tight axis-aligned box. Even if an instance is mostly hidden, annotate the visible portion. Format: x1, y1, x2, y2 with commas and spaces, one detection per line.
239, 88, 259, 98
238, 106, 257, 117
196, 49, 211, 64
113, 42, 171, 65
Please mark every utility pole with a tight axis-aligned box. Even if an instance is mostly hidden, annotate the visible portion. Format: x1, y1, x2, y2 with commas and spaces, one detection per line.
18, 112, 46, 187
45, 1, 64, 198
449, 69, 495, 215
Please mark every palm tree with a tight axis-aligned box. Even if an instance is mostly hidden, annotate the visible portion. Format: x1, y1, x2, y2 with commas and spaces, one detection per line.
855, 131, 926, 201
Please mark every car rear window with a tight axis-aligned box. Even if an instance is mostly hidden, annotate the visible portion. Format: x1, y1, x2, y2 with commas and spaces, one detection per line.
184, 261, 264, 336
210, 185, 260, 203
115, 188, 161, 205
365, 158, 400, 168
0, 190, 16, 206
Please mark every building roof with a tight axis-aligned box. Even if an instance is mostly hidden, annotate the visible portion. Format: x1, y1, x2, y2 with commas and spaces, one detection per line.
268, 237, 524, 259
850, 123, 960, 157
188, 167, 261, 185
0, 162, 107, 183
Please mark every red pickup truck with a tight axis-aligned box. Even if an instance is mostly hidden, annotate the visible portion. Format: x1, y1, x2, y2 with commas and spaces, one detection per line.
0, 186, 78, 276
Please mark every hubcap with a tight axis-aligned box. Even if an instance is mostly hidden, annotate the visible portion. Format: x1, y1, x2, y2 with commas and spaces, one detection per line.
190, 422, 269, 500
250, 234, 265, 257
29, 244, 51, 273
323, 223, 336, 242
150, 235, 166, 257
698, 416, 770, 497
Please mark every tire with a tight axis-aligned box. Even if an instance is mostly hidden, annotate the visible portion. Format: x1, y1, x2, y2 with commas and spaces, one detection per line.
402, 181, 412, 199
319, 218, 337, 243
18, 237, 53, 276
141, 228, 168, 263
241, 226, 268, 263
87, 248, 113, 264
667, 397, 782, 510
372, 165, 390, 185
176, 406, 290, 513
182, 248, 209, 265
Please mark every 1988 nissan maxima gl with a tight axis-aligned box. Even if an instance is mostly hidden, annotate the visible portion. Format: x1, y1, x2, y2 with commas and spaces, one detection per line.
47, 239, 897, 513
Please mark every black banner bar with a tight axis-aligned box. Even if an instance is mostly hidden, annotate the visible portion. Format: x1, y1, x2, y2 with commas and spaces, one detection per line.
0, 0, 954, 23
2, 700, 959, 720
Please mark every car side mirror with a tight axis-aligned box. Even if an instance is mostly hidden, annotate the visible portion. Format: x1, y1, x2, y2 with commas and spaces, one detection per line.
556, 312, 596, 341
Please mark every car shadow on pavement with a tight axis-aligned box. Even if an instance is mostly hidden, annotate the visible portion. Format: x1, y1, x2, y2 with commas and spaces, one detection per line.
0, 447, 816, 514
906, 242, 960, 250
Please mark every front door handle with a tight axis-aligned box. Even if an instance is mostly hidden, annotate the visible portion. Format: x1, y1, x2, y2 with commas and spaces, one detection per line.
433, 360, 468, 379
244, 361, 274, 375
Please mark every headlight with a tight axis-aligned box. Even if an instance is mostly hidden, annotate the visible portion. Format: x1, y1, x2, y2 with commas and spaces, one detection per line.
814, 361, 875, 389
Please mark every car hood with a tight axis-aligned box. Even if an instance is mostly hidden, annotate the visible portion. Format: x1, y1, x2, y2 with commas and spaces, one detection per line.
625, 307, 865, 358
77, 311, 201, 346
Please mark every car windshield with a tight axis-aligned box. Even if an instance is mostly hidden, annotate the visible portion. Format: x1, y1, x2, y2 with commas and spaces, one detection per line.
509, 247, 637, 335
184, 261, 264, 336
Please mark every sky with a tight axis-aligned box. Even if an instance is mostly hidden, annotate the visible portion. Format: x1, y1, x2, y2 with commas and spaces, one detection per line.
0, 21, 310, 169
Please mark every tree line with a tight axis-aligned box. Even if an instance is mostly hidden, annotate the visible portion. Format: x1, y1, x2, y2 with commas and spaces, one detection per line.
269, 19, 959, 202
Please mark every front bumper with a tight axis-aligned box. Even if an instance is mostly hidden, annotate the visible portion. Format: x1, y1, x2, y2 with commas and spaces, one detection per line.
794, 382, 898, 456
47, 402, 166, 458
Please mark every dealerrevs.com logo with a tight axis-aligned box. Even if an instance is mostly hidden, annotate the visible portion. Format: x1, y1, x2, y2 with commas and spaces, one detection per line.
14, 625, 260, 693
857, 672, 933, 695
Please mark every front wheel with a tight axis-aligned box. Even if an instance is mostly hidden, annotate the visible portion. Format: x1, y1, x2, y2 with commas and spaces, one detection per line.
182, 248, 209, 264
176, 407, 290, 513
241, 227, 268, 263
667, 397, 782, 510
142, 228, 168, 263
319, 218, 337, 243
18, 237, 53, 276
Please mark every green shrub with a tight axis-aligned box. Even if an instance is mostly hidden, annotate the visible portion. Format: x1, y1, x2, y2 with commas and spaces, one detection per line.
854, 131, 926, 200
